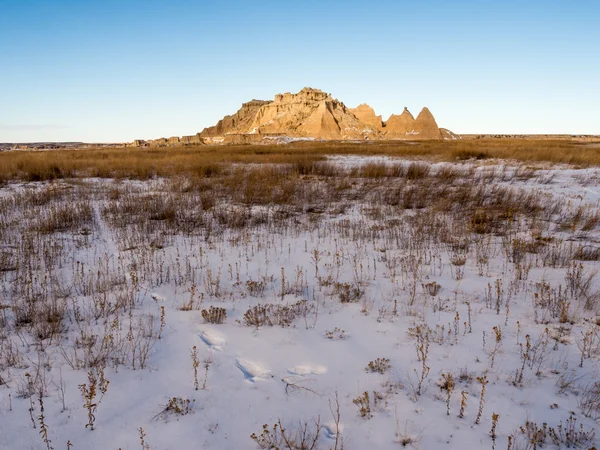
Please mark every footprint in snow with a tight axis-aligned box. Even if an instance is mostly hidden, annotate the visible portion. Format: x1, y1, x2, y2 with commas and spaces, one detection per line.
235, 358, 272, 382
324, 422, 344, 439
199, 329, 226, 351
288, 365, 327, 376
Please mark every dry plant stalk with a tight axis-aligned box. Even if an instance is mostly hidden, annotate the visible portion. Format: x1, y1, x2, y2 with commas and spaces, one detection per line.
475, 375, 489, 425
79, 367, 109, 430
458, 390, 468, 418
38, 390, 53, 450
190, 346, 199, 390
440, 373, 455, 416
490, 413, 499, 450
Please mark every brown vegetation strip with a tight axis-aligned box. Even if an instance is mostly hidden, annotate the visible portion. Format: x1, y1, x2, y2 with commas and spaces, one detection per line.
0, 139, 599, 182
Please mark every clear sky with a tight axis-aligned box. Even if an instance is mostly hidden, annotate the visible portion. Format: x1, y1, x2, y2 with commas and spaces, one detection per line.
1, 0, 599, 142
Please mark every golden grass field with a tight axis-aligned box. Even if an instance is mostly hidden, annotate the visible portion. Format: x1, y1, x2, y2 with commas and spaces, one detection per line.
1, 139, 599, 182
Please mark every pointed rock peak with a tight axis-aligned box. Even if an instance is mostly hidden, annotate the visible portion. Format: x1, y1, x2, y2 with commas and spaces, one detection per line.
416, 107, 436, 122
351, 103, 378, 116
399, 107, 415, 119
350, 103, 383, 130
387, 107, 415, 123
413, 106, 441, 139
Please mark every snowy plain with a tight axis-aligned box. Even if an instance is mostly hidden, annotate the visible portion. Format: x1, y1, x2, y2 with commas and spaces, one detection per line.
0, 156, 599, 450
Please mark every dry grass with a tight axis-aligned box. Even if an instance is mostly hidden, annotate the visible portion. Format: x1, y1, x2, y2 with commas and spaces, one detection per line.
0, 139, 599, 182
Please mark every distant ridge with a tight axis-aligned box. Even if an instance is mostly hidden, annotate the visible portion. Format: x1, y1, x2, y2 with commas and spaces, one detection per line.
0, 142, 119, 150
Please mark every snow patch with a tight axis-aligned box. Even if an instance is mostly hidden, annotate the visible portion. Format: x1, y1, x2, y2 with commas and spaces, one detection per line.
288, 365, 327, 376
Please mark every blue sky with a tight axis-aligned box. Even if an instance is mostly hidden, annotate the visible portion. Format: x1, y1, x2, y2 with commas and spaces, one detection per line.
1, 0, 599, 142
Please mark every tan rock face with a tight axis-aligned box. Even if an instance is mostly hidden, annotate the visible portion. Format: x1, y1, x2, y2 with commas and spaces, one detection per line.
246, 87, 379, 140
180, 134, 204, 145
349, 104, 383, 130
382, 106, 443, 140
413, 107, 442, 140
195, 88, 383, 140
384, 107, 416, 138
200, 100, 271, 137
223, 134, 264, 144
151, 138, 168, 147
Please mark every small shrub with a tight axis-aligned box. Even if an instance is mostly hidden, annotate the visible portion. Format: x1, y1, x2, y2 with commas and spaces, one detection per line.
201, 306, 227, 324
458, 368, 474, 385
154, 397, 194, 420
579, 381, 600, 420
242, 300, 313, 328
334, 282, 362, 303
251, 418, 321, 450
423, 281, 441, 297
246, 279, 267, 296
515, 415, 595, 448
396, 432, 419, 448
438, 373, 455, 415
353, 391, 372, 418
366, 358, 391, 374
405, 162, 430, 180
324, 327, 346, 340
243, 304, 272, 328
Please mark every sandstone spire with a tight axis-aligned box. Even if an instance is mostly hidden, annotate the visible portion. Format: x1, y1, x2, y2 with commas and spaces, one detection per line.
414, 107, 442, 139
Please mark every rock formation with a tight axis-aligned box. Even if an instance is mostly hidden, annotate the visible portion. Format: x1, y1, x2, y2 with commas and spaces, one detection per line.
413, 107, 442, 140
349, 104, 383, 131
200, 100, 271, 137
440, 128, 460, 140
128, 133, 206, 147
151, 138, 168, 147
128, 140, 147, 147
180, 134, 204, 145
382, 106, 443, 140
200, 88, 381, 140
384, 107, 417, 138
130, 87, 455, 146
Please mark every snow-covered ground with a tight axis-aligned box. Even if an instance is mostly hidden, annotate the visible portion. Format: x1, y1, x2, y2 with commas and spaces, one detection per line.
0, 157, 599, 449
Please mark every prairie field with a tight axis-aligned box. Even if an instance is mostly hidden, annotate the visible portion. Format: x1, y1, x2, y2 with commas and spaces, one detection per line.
0, 142, 600, 449
1, 139, 600, 183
